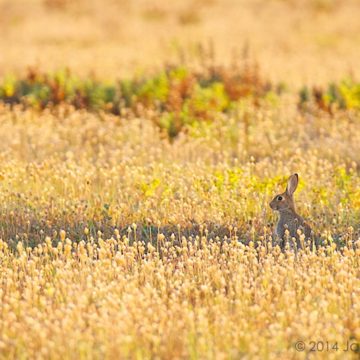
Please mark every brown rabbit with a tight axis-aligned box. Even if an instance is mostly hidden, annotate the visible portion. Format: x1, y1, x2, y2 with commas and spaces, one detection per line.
269, 173, 311, 249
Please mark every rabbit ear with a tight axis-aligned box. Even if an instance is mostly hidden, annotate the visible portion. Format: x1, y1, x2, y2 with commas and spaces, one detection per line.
286, 173, 298, 196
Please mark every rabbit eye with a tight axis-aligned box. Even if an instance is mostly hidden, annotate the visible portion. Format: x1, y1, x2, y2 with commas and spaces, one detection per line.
277, 196, 283, 201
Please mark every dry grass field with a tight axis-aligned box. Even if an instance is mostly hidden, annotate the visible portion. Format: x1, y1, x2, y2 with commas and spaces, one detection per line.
0, 0, 360, 359
1, 0, 360, 84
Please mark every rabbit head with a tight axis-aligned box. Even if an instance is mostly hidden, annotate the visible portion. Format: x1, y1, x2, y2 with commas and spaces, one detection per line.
269, 173, 298, 213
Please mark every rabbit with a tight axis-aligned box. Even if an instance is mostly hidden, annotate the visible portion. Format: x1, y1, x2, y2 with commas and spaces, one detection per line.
269, 173, 312, 249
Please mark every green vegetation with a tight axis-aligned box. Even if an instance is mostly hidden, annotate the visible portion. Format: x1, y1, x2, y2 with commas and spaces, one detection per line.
299, 79, 360, 113
0, 64, 274, 138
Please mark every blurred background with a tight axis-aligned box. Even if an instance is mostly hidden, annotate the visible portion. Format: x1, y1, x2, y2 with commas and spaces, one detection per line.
0, 0, 359, 86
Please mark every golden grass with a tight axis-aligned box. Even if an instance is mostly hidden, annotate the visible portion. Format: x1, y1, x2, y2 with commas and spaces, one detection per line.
1, 0, 360, 85
0, 97, 359, 357
0, 235, 359, 359
0, 99, 359, 245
